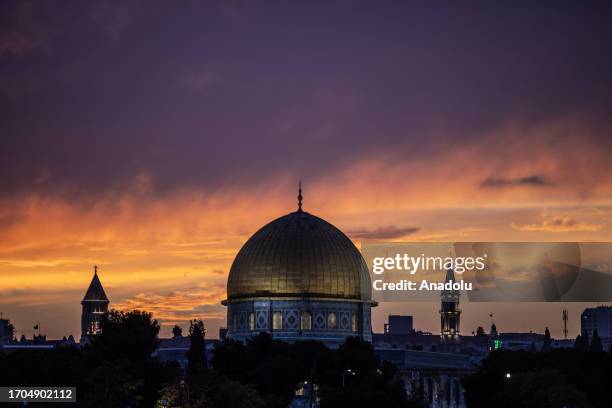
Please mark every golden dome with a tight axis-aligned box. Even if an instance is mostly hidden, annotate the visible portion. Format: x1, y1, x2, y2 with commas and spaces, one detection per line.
227, 211, 372, 301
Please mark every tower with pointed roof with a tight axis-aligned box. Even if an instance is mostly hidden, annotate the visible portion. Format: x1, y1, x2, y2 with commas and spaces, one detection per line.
440, 268, 461, 343
81, 265, 109, 342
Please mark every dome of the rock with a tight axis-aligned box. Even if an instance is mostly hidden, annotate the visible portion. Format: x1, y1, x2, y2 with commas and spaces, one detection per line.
223, 187, 374, 344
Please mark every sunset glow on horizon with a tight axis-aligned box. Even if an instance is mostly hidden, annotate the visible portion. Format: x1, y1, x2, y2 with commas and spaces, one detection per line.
2, 131, 611, 339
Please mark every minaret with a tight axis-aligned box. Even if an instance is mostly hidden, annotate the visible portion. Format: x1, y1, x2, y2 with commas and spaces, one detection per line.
440, 268, 461, 343
489, 322, 500, 350
81, 265, 109, 342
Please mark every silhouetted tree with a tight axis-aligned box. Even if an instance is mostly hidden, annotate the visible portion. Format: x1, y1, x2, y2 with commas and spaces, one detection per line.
207, 376, 265, 408
84, 360, 144, 408
476, 326, 486, 336
591, 329, 603, 352
211, 333, 418, 408
172, 324, 183, 338
0, 317, 426, 408
0, 345, 84, 390
187, 319, 207, 374
574, 334, 588, 351
491, 368, 590, 408
463, 349, 612, 408
291, 339, 333, 380
211, 337, 248, 380
541, 327, 552, 352
89, 309, 160, 363
82, 309, 176, 408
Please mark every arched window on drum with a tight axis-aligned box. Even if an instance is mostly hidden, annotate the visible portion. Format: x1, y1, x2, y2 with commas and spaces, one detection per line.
273, 311, 283, 330
301, 311, 311, 330
328, 312, 337, 329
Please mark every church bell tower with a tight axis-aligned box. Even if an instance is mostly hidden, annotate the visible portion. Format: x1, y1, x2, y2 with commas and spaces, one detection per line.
81, 266, 109, 342
440, 268, 461, 343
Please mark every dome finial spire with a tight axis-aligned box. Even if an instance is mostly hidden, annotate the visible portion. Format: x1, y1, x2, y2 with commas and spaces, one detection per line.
94, 265, 98, 275
297, 180, 303, 212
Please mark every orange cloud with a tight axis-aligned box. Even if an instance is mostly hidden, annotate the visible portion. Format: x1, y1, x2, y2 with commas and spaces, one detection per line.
1, 117, 611, 338
512, 214, 603, 233
113, 283, 227, 328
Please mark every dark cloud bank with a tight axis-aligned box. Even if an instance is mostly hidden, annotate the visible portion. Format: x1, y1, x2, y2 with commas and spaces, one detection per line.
1, 1, 612, 196
348, 226, 420, 240
480, 175, 553, 188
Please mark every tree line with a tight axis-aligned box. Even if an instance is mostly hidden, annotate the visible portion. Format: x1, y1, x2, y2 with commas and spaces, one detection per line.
0, 309, 418, 408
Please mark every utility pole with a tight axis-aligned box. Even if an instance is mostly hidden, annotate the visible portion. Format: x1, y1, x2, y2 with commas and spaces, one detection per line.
562, 309, 568, 339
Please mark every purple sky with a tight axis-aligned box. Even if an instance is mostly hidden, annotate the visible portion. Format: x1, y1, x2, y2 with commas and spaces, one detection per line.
2, 1, 611, 195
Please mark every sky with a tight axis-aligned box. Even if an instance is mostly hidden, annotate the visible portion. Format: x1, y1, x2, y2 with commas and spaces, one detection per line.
1, 1, 612, 339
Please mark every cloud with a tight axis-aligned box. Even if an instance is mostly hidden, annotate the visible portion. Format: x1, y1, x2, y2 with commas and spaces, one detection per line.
182, 70, 218, 92
0, 170, 611, 338
90, 0, 137, 42
0, 208, 25, 228
0, 0, 151, 58
512, 213, 603, 233
113, 284, 227, 325
480, 175, 552, 188
347, 226, 419, 240
0, 1, 51, 56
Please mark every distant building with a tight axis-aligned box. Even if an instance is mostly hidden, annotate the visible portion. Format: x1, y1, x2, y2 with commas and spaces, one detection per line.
497, 332, 544, 351
289, 382, 320, 408
154, 337, 216, 369
484, 324, 576, 352
551, 339, 575, 349
0, 317, 14, 344
81, 266, 109, 342
581, 306, 612, 339
155, 336, 191, 368
372, 331, 488, 355
376, 347, 474, 408
1, 335, 76, 352
440, 269, 461, 343
219, 327, 228, 341
385, 315, 413, 335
